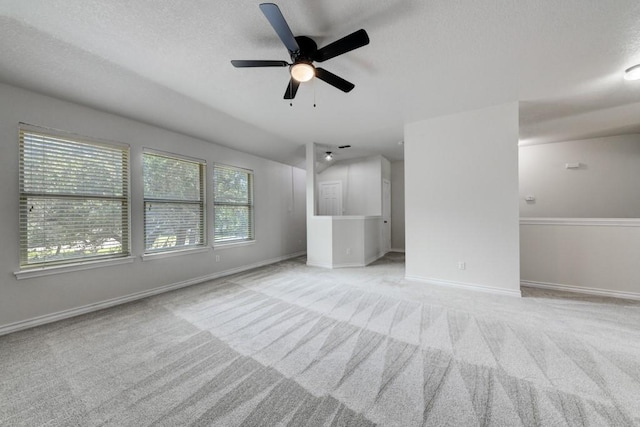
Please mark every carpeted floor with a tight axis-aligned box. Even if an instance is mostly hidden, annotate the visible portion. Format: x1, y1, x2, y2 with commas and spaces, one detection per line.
2, 253, 640, 426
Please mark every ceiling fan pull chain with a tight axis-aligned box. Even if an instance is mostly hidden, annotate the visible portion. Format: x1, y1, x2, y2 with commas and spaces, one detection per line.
313, 78, 317, 108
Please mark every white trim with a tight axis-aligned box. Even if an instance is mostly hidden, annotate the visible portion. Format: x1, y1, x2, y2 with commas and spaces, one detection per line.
365, 251, 386, 266
331, 262, 365, 268
1, 251, 306, 336
405, 275, 522, 297
521, 280, 640, 301
213, 240, 256, 250
390, 248, 406, 253
141, 246, 210, 261
308, 252, 387, 269
306, 261, 333, 269
14, 256, 135, 280
520, 218, 640, 227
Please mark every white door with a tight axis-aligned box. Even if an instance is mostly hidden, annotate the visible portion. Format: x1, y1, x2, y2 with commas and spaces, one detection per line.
319, 181, 342, 215
382, 179, 391, 252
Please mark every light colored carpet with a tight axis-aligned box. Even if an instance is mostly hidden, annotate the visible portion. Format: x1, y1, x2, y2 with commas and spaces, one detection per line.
1, 253, 640, 426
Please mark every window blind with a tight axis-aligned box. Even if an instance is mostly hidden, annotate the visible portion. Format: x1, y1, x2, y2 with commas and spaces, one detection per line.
19, 125, 130, 268
213, 165, 254, 243
143, 151, 205, 252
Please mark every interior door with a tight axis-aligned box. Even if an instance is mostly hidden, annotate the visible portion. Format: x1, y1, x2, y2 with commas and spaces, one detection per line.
382, 179, 391, 252
319, 181, 342, 215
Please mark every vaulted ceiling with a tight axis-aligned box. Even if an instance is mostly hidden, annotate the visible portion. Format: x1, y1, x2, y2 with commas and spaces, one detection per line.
1, 1, 639, 168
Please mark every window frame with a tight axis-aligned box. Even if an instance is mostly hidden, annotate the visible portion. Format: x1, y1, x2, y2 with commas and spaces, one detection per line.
18, 123, 131, 270
213, 164, 255, 245
142, 149, 207, 254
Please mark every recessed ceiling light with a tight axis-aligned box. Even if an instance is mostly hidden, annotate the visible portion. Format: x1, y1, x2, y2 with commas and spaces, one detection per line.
325, 151, 333, 161
624, 64, 640, 81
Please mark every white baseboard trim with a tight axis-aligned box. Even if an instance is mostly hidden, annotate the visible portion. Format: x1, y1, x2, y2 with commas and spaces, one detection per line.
306, 261, 333, 269
405, 275, 522, 297
0, 251, 307, 337
390, 248, 405, 253
331, 262, 366, 268
521, 280, 640, 301
309, 251, 386, 269
365, 251, 386, 266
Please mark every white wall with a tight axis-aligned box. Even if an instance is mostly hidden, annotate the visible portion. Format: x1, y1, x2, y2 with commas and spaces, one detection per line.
521, 219, 640, 299
405, 102, 521, 296
391, 161, 405, 251
317, 155, 384, 216
0, 83, 306, 331
519, 134, 640, 218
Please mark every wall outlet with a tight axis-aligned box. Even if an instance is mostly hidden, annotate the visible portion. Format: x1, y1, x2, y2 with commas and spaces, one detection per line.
458, 261, 466, 270
215, 255, 221, 262
346, 248, 351, 255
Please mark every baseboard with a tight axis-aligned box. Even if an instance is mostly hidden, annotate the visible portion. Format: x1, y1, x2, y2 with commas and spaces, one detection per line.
309, 251, 386, 269
365, 251, 387, 266
0, 251, 307, 337
521, 280, 640, 301
306, 261, 333, 269
405, 275, 522, 297
390, 248, 405, 253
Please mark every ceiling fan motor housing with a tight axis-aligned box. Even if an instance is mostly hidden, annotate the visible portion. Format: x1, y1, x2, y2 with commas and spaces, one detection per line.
291, 36, 318, 64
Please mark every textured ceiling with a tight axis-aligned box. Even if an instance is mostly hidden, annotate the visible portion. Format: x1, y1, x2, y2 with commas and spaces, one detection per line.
1, 0, 640, 167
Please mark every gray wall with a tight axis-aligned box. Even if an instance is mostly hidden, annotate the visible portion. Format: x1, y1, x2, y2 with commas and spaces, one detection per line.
0, 83, 306, 330
519, 134, 640, 218
391, 161, 405, 251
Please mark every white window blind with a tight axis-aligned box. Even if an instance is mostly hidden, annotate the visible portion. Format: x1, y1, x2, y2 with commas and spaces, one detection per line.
19, 125, 130, 268
143, 151, 205, 253
213, 165, 254, 243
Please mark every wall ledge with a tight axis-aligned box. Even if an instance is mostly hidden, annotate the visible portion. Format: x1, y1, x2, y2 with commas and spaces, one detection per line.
15, 256, 136, 280
0, 251, 306, 337
405, 275, 522, 297
520, 218, 640, 227
521, 280, 640, 301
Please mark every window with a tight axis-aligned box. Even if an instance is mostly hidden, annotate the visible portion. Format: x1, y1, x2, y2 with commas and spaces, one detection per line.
19, 125, 130, 268
143, 151, 205, 253
213, 165, 254, 243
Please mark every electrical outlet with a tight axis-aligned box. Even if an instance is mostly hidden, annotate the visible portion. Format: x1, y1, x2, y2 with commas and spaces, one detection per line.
215, 255, 221, 262
458, 261, 465, 270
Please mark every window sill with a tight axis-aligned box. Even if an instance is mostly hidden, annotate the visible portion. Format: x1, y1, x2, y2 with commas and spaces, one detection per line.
213, 240, 256, 250
141, 246, 210, 261
15, 256, 135, 280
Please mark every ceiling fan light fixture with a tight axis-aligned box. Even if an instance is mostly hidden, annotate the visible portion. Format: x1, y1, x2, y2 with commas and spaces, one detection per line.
291, 62, 315, 82
624, 64, 640, 81
325, 151, 333, 161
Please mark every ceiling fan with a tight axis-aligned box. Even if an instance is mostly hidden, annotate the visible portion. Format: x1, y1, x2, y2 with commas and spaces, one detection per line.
231, 3, 370, 100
